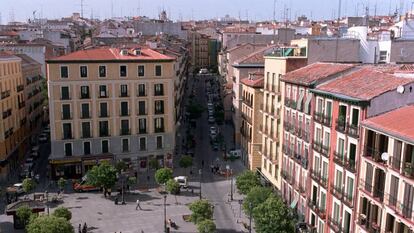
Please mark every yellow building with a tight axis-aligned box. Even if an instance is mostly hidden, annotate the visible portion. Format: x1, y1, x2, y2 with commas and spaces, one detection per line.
0, 53, 28, 181
259, 47, 307, 190
46, 47, 177, 179
240, 71, 264, 170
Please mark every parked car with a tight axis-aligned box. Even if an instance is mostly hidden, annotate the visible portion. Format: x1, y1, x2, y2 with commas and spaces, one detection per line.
199, 68, 208, 74
210, 126, 217, 135
227, 149, 242, 158
208, 116, 215, 124
212, 142, 219, 150
174, 176, 188, 188
31, 146, 39, 158
73, 180, 100, 192
9, 183, 24, 194
39, 134, 48, 143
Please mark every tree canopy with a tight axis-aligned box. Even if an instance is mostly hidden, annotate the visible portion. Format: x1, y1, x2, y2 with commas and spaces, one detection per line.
243, 186, 272, 215
154, 168, 173, 185
197, 219, 216, 233
27, 215, 74, 233
57, 178, 66, 190
22, 178, 36, 194
52, 207, 72, 221
166, 179, 180, 194
179, 156, 193, 169
86, 161, 117, 189
189, 199, 214, 224
149, 158, 160, 170
16, 205, 32, 227
252, 196, 295, 233
235, 170, 260, 195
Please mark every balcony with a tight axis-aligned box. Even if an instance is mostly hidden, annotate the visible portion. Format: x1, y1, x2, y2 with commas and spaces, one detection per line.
120, 92, 129, 98
303, 131, 310, 142
333, 151, 345, 166
335, 118, 347, 133
18, 101, 26, 109
343, 192, 354, 207
1, 90, 11, 99
62, 134, 73, 140
330, 185, 344, 200
120, 128, 131, 135
120, 110, 130, 117
313, 141, 323, 153
80, 93, 90, 99
81, 113, 91, 119
241, 112, 252, 123
16, 84, 24, 92
357, 214, 381, 233
242, 98, 253, 107
155, 127, 165, 133
99, 131, 110, 137
138, 128, 147, 134
321, 144, 330, 158
314, 111, 324, 124
364, 146, 387, 166
328, 216, 342, 232
344, 157, 356, 173
347, 123, 359, 138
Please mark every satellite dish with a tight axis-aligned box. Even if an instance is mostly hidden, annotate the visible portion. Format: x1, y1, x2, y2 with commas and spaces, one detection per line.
381, 152, 389, 161
397, 85, 405, 94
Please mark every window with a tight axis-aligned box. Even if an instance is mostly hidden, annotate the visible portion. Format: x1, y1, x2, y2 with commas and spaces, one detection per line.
99, 121, 109, 137
81, 103, 90, 118
138, 84, 146, 96
138, 118, 147, 134
154, 84, 164, 96
121, 119, 130, 135
99, 85, 108, 98
156, 136, 163, 149
155, 65, 162, 76
333, 202, 340, 222
100, 102, 108, 117
122, 138, 129, 152
83, 141, 91, 155
346, 176, 354, 202
320, 191, 326, 211
379, 51, 387, 62
101, 140, 109, 153
138, 65, 145, 76
64, 143, 72, 156
62, 123, 72, 139
80, 65, 88, 78
154, 118, 165, 133
80, 86, 89, 99
99, 65, 106, 77
138, 101, 146, 115
61, 86, 70, 100
139, 137, 147, 151
60, 66, 68, 78
335, 170, 342, 188
324, 131, 330, 148
120, 65, 127, 77
62, 104, 71, 120
120, 84, 128, 97
81, 122, 91, 138
120, 102, 129, 116
337, 138, 345, 157
154, 100, 164, 114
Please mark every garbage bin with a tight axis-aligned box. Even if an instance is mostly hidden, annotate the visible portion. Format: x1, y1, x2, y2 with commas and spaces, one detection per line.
166, 227, 170, 233
114, 197, 118, 205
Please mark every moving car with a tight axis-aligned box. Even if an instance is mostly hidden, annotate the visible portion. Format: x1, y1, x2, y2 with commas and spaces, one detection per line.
210, 126, 217, 135
9, 183, 24, 194
73, 176, 100, 192
199, 68, 208, 74
227, 150, 242, 158
208, 116, 215, 124
174, 176, 188, 188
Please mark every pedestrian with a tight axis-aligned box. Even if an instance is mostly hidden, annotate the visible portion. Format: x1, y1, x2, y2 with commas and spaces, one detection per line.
210, 164, 214, 173
78, 224, 82, 233
135, 199, 142, 210
82, 223, 87, 233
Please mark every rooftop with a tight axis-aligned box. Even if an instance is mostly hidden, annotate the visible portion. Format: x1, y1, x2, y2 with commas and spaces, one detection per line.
362, 105, 414, 144
281, 62, 356, 86
315, 67, 414, 101
240, 71, 264, 88
47, 47, 174, 62
233, 45, 279, 66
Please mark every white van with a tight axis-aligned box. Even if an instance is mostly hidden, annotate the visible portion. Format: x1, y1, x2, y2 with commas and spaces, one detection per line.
227, 150, 242, 158
199, 68, 208, 74
174, 176, 188, 188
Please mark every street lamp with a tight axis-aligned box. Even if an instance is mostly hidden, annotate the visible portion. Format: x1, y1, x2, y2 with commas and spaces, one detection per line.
45, 191, 49, 215
230, 174, 234, 201
199, 169, 202, 200
163, 195, 167, 233
249, 202, 253, 233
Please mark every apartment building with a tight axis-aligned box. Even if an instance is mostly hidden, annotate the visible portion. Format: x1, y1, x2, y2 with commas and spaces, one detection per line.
46, 47, 176, 179
280, 63, 356, 223
357, 105, 414, 233
190, 31, 209, 69
0, 54, 27, 180
308, 67, 414, 233
259, 46, 307, 190
240, 72, 264, 170
15, 54, 45, 141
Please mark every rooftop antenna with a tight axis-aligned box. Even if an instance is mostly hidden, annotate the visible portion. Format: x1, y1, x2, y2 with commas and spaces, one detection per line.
90, 8, 94, 20
0, 12, 2, 25
80, 0, 85, 18
374, 0, 377, 17
111, 0, 114, 19
400, 0, 404, 17
9, 8, 15, 23
335, 0, 342, 63
137, 0, 141, 16
273, 0, 276, 35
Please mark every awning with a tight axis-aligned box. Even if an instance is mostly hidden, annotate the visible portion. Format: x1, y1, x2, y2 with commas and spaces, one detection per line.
290, 197, 299, 209
297, 91, 305, 111
304, 93, 312, 114
49, 158, 82, 165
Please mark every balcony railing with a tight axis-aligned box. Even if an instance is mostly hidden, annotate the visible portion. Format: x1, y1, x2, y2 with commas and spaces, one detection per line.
335, 118, 347, 133
343, 191, 354, 207
364, 146, 387, 165
314, 111, 324, 124
334, 151, 345, 166
16, 84, 24, 92
120, 128, 131, 135
321, 144, 330, 158
138, 128, 147, 134
344, 157, 356, 173
99, 131, 110, 137
330, 185, 344, 200
347, 123, 359, 138
313, 141, 323, 153
155, 127, 165, 133
328, 216, 342, 232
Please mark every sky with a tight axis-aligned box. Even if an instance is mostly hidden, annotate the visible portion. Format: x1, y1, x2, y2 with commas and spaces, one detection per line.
0, 0, 412, 23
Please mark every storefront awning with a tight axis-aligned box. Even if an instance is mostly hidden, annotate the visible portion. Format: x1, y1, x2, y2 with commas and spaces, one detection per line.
49, 158, 81, 165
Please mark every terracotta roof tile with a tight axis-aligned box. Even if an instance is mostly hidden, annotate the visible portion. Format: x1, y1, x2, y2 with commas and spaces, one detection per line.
362, 105, 414, 143
234, 45, 279, 65
48, 47, 174, 62
241, 71, 264, 88
317, 67, 414, 100
281, 62, 356, 86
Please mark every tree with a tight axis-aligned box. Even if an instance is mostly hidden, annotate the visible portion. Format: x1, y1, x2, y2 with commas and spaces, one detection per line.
253, 196, 295, 233
243, 187, 272, 215
179, 156, 193, 175
16, 205, 32, 227
86, 161, 117, 190
166, 179, 180, 194
189, 199, 214, 224
27, 215, 74, 233
149, 158, 160, 170
52, 207, 72, 221
57, 178, 66, 191
154, 168, 173, 185
235, 170, 260, 195
115, 161, 128, 172
22, 178, 36, 194
197, 219, 216, 233
127, 176, 137, 186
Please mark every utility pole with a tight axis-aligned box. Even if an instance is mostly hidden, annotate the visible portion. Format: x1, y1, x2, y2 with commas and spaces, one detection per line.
199, 169, 202, 200
163, 195, 167, 233
249, 202, 253, 233
80, 0, 84, 18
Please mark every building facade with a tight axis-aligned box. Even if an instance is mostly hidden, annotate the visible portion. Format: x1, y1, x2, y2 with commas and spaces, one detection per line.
47, 47, 176, 179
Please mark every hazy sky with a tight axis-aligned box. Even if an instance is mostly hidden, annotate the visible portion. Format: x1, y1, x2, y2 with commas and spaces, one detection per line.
0, 0, 411, 23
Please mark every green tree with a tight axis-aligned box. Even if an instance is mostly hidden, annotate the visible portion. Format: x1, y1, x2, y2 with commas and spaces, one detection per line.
154, 168, 173, 185
86, 161, 117, 190
57, 178, 66, 191
115, 161, 128, 172
197, 219, 216, 233
235, 170, 260, 195
22, 178, 36, 194
189, 199, 214, 224
27, 215, 74, 233
253, 196, 295, 233
16, 205, 32, 227
52, 207, 72, 221
166, 179, 180, 194
179, 156, 193, 175
149, 158, 160, 170
127, 176, 137, 186
243, 187, 272, 215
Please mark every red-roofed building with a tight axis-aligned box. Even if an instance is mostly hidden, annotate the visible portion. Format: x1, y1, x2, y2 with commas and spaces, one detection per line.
357, 105, 414, 233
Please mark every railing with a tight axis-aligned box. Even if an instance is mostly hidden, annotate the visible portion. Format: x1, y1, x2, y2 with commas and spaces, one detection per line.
330, 185, 344, 200
99, 131, 110, 137
120, 128, 131, 135
16, 84, 24, 92
18, 101, 25, 109
138, 128, 147, 134
344, 157, 356, 173
384, 192, 414, 219
304, 131, 310, 142
120, 92, 129, 97
334, 151, 345, 166
1, 90, 11, 99
347, 123, 359, 138
364, 146, 387, 165
328, 216, 342, 232
80, 93, 90, 99
155, 127, 165, 133
343, 191, 354, 207
321, 144, 330, 158
314, 111, 324, 124
335, 118, 347, 133
323, 115, 332, 127
313, 141, 323, 153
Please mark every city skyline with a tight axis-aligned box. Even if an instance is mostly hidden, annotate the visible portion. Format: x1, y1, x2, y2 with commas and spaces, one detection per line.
0, 0, 411, 23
